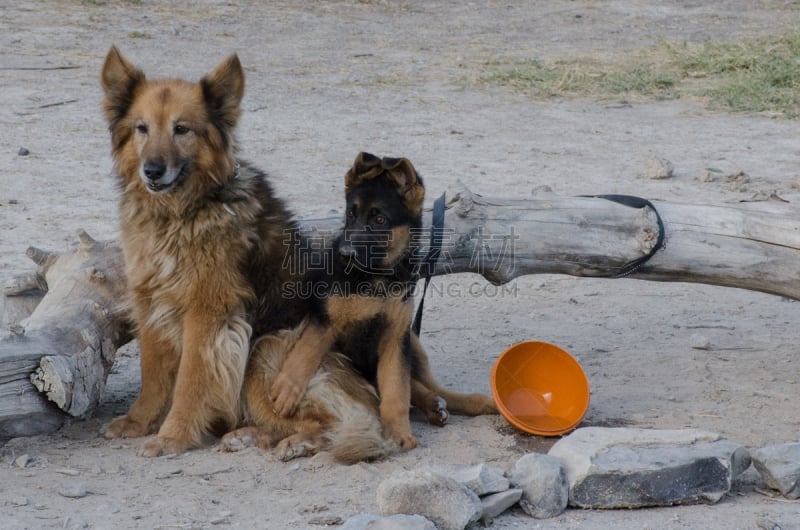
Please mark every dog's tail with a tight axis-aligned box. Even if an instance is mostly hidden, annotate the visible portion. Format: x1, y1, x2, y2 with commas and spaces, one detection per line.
328, 407, 399, 465
306, 353, 400, 464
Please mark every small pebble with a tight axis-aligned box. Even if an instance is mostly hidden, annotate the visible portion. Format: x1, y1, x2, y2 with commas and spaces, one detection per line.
63, 516, 89, 530
690, 333, 711, 350
14, 454, 31, 468
156, 468, 183, 479
9, 496, 28, 507
210, 511, 233, 525
757, 518, 783, 530
18, 147, 30, 156
308, 515, 343, 526
642, 156, 674, 180
58, 482, 90, 498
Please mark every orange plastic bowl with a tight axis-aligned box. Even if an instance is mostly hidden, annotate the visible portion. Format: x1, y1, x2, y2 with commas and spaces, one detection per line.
491, 341, 590, 436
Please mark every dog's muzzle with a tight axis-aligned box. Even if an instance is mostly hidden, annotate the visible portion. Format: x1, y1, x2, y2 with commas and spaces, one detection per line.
140, 161, 184, 194
338, 244, 358, 259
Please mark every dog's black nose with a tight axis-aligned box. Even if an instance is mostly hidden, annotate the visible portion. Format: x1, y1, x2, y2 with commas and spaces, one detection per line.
143, 161, 166, 181
338, 244, 358, 259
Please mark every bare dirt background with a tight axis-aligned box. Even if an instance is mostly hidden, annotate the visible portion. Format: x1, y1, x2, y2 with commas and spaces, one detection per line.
2, 1, 800, 528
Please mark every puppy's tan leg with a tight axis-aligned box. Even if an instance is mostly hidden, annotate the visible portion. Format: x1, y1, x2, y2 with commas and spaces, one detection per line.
270, 322, 334, 417
229, 348, 298, 450
106, 326, 178, 439
141, 309, 250, 457
409, 334, 497, 417
228, 353, 332, 460
376, 342, 417, 451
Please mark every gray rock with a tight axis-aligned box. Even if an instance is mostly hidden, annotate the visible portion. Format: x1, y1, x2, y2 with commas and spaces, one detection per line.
210, 511, 233, 525
642, 156, 674, 180
62, 516, 89, 530
308, 515, 343, 526
480, 488, 523, 519
377, 469, 482, 530
690, 333, 711, 350
341, 513, 436, 530
548, 427, 750, 509
433, 463, 509, 496
510, 453, 568, 518
756, 518, 785, 530
751, 442, 800, 499
58, 482, 91, 498
13, 454, 31, 468
8, 496, 28, 507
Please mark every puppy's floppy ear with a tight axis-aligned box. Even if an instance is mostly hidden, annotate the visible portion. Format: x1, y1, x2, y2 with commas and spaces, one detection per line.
201, 54, 245, 140
381, 156, 425, 213
101, 45, 145, 132
345, 151, 383, 193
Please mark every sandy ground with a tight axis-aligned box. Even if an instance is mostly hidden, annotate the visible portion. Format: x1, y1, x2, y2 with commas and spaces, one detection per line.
2, 1, 800, 528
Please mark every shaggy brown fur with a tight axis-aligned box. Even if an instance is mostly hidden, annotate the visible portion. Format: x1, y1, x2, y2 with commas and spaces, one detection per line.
101, 47, 392, 462
223, 321, 396, 464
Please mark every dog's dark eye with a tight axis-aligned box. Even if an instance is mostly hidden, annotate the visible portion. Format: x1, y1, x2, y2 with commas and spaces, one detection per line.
173, 124, 190, 136
347, 208, 355, 219
135, 124, 148, 134
373, 214, 387, 225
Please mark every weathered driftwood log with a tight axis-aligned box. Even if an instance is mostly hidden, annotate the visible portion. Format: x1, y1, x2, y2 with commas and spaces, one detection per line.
0, 231, 130, 438
431, 188, 800, 299
2, 187, 800, 438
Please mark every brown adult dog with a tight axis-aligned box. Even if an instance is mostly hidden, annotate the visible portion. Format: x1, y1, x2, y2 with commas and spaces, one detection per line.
100, 46, 310, 456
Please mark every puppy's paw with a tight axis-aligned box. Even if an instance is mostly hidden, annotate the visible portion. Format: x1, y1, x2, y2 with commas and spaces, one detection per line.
424, 396, 449, 427
139, 435, 188, 458
396, 433, 419, 451
384, 424, 418, 452
105, 415, 151, 439
269, 374, 306, 418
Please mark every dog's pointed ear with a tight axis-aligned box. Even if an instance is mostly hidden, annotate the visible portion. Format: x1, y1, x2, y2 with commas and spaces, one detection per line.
382, 157, 425, 213
101, 46, 145, 130
201, 54, 245, 134
345, 152, 383, 193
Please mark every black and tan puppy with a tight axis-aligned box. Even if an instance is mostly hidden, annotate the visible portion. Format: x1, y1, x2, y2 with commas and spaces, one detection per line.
270, 152, 497, 451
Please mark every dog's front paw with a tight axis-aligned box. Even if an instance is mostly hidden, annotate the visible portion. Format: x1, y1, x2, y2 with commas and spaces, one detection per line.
139, 435, 188, 457
269, 374, 306, 418
384, 425, 418, 451
424, 396, 449, 427
274, 436, 311, 462
220, 428, 258, 452
105, 415, 151, 439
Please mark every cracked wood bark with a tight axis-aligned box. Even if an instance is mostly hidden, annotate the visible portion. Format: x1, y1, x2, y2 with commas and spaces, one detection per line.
2, 188, 799, 438
0, 231, 130, 438
431, 189, 800, 299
